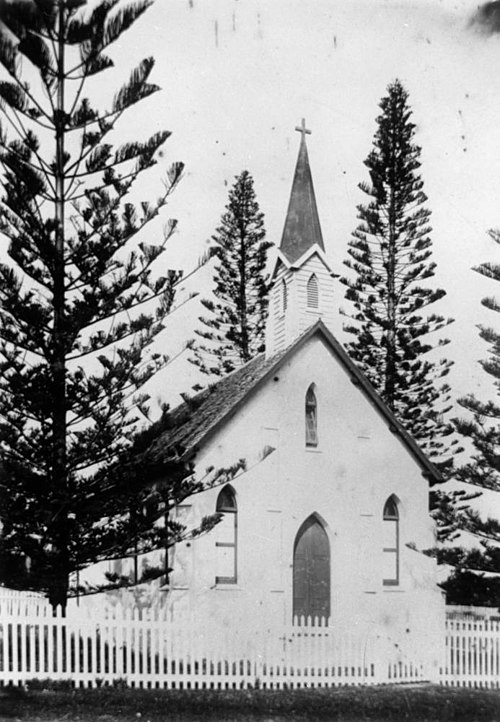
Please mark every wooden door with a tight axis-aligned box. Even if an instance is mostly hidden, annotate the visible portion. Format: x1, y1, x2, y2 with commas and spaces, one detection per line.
293, 516, 330, 621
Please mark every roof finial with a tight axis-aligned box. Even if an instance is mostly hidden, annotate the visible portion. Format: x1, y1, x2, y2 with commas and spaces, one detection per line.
295, 118, 311, 140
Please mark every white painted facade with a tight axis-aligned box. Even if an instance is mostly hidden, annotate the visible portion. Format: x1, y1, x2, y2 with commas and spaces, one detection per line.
163, 327, 444, 675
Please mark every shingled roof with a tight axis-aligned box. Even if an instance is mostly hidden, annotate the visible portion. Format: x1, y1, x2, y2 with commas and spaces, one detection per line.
145, 321, 442, 485
146, 351, 281, 466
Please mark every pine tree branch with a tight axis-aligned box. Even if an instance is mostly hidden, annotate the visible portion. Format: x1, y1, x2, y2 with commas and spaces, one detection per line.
0, 130, 56, 186
67, 345, 190, 432
0, 333, 47, 360
0, 38, 55, 126
67, 292, 195, 358
63, 169, 182, 297
0, 175, 47, 231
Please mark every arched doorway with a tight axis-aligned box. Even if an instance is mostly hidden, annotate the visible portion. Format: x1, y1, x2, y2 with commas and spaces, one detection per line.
293, 515, 330, 621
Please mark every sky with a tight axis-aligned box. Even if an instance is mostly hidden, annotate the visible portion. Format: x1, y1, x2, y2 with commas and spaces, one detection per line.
100, 0, 500, 417
101, 0, 500, 525
3, 0, 500, 519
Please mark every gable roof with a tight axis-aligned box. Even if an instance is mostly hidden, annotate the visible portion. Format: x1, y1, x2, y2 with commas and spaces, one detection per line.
147, 320, 442, 485
270, 245, 337, 283
279, 133, 325, 265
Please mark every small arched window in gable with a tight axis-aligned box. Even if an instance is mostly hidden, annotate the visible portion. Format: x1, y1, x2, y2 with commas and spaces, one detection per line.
307, 274, 319, 309
215, 485, 237, 584
305, 385, 318, 447
383, 496, 399, 586
281, 279, 288, 316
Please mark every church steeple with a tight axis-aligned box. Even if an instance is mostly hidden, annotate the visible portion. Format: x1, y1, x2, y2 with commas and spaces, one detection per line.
279, 119, 325, 264
265, 121, 337, 358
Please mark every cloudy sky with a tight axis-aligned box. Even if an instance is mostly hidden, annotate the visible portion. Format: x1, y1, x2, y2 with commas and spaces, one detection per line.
99, 0, 500, 421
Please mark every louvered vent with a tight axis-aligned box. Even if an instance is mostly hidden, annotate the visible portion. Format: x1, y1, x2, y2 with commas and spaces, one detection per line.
307, 274, 319, 308
282, 279, 288, 314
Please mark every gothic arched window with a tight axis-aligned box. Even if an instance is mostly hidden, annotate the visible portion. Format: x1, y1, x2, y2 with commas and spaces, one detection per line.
281, 279, 288, 315
383, 496, 399, 586
293, 515, 330, 622
306, 274, 319, 309
215, 485, 237, 584
305, 385, 318, 447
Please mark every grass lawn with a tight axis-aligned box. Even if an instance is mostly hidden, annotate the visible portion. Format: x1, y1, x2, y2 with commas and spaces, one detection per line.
0, 684, 499, 722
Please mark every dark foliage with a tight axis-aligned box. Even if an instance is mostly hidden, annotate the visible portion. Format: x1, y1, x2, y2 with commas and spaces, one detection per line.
190, 170, 272, 376
442, 569, 500, 608
452, 229, 500, 585
0, 0, 216, 609
341, 80, 455, 468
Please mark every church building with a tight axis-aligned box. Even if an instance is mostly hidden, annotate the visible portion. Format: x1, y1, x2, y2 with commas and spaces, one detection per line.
145, 121, 445, 676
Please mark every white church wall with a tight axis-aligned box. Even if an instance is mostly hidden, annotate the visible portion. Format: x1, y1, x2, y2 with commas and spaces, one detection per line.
165, 332, 443, 673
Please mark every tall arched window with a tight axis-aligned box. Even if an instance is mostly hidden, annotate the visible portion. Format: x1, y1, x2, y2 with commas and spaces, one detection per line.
305, 385, 318, 447
215, 485, 237, 584
293, 515, 330, 622
281, 279, 288, 315
383, 496, 399, 586
306, 274, 319, 309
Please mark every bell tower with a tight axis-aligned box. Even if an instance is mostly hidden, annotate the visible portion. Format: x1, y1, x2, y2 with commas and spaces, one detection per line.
265, 120, 337, 358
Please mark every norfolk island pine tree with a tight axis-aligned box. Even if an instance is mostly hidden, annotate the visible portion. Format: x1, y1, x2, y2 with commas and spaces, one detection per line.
339, 79, 474, 587
190, 170, 272, 377
438, 229, 500, 604
0, 0, 240, 611
340, 79, 456, 473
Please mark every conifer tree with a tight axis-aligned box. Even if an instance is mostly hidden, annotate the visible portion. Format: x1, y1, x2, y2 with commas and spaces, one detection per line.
0, 0, 217, 610
440, 231, 500, 593
190, 170, 272, 376
341, 79, 454, 463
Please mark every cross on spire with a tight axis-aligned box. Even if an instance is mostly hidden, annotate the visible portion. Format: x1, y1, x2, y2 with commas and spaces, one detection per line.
295, 118, 311, 139
279, 117, 324, 265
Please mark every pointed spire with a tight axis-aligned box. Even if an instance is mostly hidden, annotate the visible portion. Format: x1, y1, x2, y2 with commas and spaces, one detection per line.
279, 119, 325, 264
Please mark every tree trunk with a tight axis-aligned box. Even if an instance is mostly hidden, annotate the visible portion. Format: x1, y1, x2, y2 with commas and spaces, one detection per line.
49, 2, 69, 613
385, 179, 397, 412
238, 223, 250, 362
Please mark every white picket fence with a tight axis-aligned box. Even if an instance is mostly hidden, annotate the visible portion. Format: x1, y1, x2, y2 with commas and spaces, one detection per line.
0, 600, 428, 689
441, 618, 500, 689
0, 596, 498, 689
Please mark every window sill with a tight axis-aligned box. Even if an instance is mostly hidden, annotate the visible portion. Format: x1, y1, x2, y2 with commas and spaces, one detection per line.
305, 447, 322, 454
383, 587, 405, 593
214, 584, 242, 592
